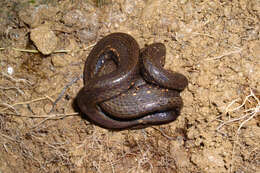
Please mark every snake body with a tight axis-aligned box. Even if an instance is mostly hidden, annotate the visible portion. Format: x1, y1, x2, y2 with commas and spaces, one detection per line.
77, 33, 188, 130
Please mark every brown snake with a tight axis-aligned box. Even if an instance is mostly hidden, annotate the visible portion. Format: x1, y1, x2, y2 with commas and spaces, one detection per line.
77, 33, 188, 130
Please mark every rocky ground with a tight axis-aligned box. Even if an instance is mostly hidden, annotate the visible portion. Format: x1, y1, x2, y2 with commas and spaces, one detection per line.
0, 0, 259, 172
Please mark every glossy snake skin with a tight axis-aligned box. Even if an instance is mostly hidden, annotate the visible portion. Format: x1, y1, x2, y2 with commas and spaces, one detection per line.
77, 33, 188, 130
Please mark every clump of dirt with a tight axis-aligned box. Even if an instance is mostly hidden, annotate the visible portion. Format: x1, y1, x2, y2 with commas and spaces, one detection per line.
0, 0, 259, 173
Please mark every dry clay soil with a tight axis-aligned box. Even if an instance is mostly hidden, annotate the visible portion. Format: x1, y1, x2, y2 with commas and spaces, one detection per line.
0, 0, 259, 173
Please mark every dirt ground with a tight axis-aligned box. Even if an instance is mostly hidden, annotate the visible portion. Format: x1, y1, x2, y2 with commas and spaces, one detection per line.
0, 0, 259, 172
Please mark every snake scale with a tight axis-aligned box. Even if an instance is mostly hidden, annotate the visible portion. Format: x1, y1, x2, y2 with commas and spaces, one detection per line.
77, 33, 188, 130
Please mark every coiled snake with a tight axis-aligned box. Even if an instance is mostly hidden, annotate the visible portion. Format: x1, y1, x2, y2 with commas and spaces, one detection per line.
77, 33, 188, 130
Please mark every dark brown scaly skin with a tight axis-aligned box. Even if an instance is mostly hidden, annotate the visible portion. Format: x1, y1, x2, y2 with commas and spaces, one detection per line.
100, 79, 183, 119
77, 33, 188, 130
141, 43, 188, 91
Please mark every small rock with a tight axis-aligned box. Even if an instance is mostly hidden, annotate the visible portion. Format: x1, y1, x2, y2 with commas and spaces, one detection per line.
30, 26, 58, 55
62, 10, 87, 28
62, 9, 99, 42
51, 54, 68, 67
77, 29, 97, 42
19, 5, 58, 28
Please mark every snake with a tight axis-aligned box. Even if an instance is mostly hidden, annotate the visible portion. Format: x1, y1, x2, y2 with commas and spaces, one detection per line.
77, 32, 188, 130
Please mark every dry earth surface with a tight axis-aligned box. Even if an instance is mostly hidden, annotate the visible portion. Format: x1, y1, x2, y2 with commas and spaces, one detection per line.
0, 0, 259, 173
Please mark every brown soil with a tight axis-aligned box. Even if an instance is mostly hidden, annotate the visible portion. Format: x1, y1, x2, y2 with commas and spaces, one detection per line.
0, 0, 259, 173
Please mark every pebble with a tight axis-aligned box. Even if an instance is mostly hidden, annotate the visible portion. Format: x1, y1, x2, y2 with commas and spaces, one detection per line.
51, 54, 68, 67
30, 26, 58, 55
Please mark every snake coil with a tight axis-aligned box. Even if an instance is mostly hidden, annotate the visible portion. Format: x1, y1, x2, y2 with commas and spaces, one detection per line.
77, 33, 188, 130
